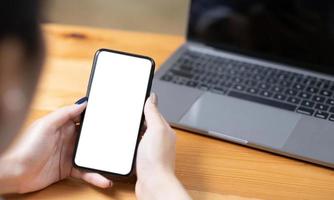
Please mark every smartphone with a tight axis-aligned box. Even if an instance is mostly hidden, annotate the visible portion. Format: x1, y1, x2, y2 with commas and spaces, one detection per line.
73, 49, 155, 176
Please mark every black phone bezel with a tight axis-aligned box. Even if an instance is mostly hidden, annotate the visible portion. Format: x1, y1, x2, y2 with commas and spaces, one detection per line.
73, 48, 155, 177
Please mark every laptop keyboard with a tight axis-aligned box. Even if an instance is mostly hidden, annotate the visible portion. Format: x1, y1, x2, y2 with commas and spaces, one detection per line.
160, 50, 334, 122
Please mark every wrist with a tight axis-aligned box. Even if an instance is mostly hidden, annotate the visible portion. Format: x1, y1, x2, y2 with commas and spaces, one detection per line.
0, 152, 23, 194
136, 169, 176, 200
136, 167, 191, 200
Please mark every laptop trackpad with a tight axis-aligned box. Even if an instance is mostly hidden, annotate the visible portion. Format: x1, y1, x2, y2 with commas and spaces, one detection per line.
179, 93, 301, 148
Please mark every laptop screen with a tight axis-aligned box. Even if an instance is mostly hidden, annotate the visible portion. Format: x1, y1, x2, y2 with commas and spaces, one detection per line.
187, 0, 334, 75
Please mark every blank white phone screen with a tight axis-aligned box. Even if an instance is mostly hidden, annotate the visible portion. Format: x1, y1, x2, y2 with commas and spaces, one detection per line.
75, 51, 152, 175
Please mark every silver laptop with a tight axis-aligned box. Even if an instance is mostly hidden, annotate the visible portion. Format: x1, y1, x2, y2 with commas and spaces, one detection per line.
152, 0, 334, 168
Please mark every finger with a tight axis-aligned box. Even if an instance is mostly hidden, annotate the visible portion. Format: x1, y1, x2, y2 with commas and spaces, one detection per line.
71, 168, 113, 188
81, 172, 113, 188
43, 103, 87, 128
139, 125, 147, 139
73, 111, 84, 124
58, 121, 80, 179
140, 121, 147, 132
60, 119, 79, 152
144, 94, 165, 128
159, 112, 172, 127
150, 93, 171, 128
146, 93, 171, 128
72, 97, 88, 125
73, 96, 88, 123
75, 97, 88, 105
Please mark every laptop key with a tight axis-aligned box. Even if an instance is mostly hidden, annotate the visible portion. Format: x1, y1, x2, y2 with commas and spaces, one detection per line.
306, 86, 318, 94
293, 83, 305, 90
304, 78, 317, 86
329, 107, 334, 113
233, 84, 245, 91
298, 92, 312, 99
315, 104, 329, 111
293, 76, 304, 83
210, 86, 227, 94
296, 107, 315, 116
266, 78, 278, 84
246, 87, 258, 94
287, 97, 301, 104
220, 81, 232, 88
244, 80, 257, 86
330, 85, 334, 92
259, 90, 273, 97
314, 111, 329, 119
161, 74, 173, 82
301, 100, 315, 108
228, 90, 296, 111
323, 83, 331, 90
186, 81, 198, 87
320, 90, 332, 97
326, 98, 334, 105
273, 94, 287, 101
272, 86, 284, 93
232, 77, 243, 83
329, 114, 334, 121
198, 84, 209, 90
174, 78, 187, 85
259, 83, 269, 90
313, 95, 325, 103
179, 65, 193, 71
170, 69, 193, 79
208, 78, 219, 85
280, 80, 292, 87
285, 89, 298, 96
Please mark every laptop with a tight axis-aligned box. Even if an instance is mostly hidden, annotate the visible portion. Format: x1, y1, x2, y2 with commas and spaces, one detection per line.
152, 0, 334, 168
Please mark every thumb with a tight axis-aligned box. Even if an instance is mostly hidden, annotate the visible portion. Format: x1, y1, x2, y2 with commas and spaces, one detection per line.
43, 102, 87, 128
144, 93, 164, 127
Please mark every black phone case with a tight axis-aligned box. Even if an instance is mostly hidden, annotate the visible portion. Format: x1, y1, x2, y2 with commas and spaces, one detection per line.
72, 48, 155, 177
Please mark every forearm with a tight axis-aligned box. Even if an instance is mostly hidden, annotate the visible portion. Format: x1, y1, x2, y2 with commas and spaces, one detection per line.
0, 153, 21, 194
136, 171, 192, 200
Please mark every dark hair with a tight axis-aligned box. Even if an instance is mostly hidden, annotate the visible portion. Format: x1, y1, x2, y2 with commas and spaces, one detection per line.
0, 0, 41, 56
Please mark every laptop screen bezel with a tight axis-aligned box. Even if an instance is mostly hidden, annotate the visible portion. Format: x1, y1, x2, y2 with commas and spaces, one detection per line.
185, 0, 334, 76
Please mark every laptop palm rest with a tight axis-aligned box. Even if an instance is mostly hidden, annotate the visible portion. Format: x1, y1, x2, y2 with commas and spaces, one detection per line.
179, 93, 301, 148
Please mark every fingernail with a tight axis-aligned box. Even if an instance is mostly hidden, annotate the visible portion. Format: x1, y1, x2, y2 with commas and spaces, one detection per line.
150, 93, 157, 105
75, 97, 88, 105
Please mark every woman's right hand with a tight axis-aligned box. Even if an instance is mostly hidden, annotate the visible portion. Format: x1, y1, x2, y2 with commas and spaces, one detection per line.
136, 94, 191, 200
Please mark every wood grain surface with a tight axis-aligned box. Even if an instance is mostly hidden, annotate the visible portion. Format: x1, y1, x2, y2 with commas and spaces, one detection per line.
6, 24, 334, 200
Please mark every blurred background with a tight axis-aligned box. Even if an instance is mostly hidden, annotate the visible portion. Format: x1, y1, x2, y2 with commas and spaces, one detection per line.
43, 0, 189, 35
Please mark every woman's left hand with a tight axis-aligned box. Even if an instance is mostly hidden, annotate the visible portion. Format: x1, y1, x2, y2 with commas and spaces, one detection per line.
0, 101, 113, 194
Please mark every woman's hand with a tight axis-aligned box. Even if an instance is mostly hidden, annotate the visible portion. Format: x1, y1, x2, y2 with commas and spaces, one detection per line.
0, 99, 112, 194
136, 94, 192, 200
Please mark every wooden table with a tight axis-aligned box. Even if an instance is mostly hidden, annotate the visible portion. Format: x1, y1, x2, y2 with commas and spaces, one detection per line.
8, 24, 334, 200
